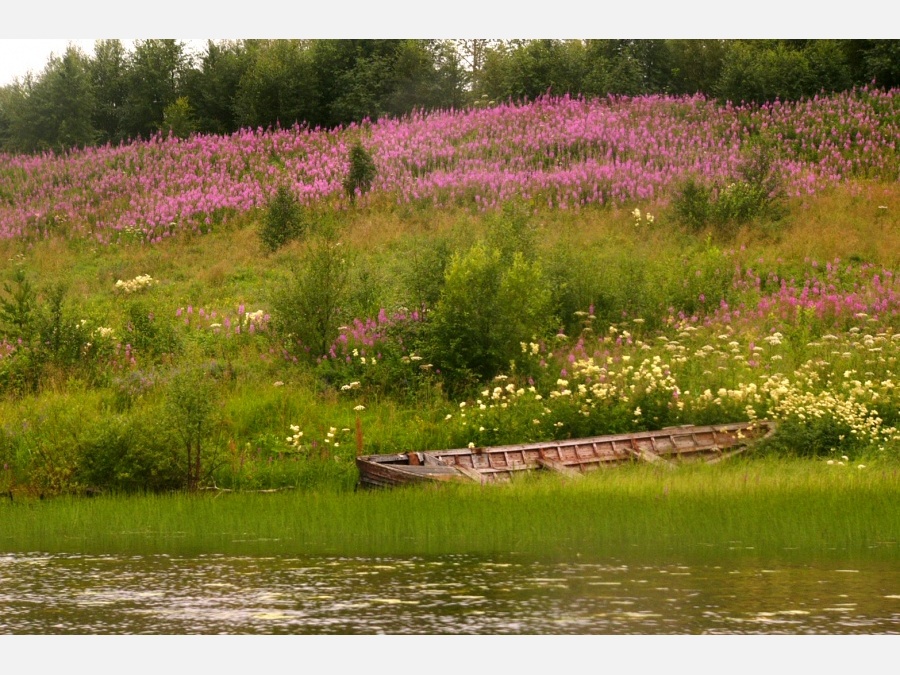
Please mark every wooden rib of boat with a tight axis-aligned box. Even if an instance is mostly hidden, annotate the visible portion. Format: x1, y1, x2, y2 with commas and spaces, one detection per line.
356, 420, 775, 489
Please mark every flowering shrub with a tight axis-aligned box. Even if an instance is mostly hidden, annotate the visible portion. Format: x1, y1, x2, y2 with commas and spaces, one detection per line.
177, 304, 271, 337
316, 306, 430, 396
437, 311, 900, 459
115, 275, 157, 294
632, 208, 655, 227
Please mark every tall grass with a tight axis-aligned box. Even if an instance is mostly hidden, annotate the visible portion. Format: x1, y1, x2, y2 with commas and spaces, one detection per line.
2, 459, 897, 561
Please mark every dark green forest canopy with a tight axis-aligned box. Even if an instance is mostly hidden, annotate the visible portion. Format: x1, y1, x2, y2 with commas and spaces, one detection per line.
0, 38, 898, 154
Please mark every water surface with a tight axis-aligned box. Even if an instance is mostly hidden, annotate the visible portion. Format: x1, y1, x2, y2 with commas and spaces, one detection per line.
1, 552, 898, 634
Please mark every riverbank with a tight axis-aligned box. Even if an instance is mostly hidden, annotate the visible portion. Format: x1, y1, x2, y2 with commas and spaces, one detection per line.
2, 458, 897, 560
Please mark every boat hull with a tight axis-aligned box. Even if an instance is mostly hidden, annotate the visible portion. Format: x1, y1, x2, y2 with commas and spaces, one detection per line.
356, 421, 775, 489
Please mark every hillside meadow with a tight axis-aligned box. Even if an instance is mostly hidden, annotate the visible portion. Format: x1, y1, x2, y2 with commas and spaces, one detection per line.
0, 88, 899, 499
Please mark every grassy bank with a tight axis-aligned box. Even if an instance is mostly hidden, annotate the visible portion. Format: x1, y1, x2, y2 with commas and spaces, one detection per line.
2, 183, 900, 496
1, 91, 899, 497
2, 458, 897, 561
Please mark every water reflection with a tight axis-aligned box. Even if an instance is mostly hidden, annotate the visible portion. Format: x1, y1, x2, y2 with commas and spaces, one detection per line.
0, 553, 898, 634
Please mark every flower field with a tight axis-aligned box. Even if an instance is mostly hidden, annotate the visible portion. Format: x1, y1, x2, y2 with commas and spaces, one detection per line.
0, 88, 899, 496
0, 88, 897, 244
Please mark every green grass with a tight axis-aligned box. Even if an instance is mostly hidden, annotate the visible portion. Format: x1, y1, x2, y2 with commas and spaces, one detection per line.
2, 181, 900, 495
2, 458, 897, 561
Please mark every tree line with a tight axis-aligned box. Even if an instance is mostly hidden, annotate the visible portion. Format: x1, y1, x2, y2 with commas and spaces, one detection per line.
0, 39, 897, 155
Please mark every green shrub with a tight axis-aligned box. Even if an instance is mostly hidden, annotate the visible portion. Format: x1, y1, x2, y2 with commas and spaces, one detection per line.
162, 96, 198, 140
671, 177, 713, 232
0, 347, 43, 396
75, 408, 183, 493
0, 390, 106, 495
400, 234, 456, 310
672, 143, 785, 235
111, 369, 159, 412
485, 201, 539, 263
342, 141, 377, 203
271, 235, 350, 360
165, 365, 221, 490
36, 283, 97, 369
425, 242, 556, 393
260, 185, 306, 252
123, 300, 180, 359
0, 268, 39, 343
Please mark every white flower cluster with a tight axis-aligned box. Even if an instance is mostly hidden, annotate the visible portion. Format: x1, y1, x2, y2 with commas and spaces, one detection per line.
632, 208, 655, 227
115, 274, 157, 294
286, 425, 304, 448
242, 309, 266, 327
286, 423, 353, 453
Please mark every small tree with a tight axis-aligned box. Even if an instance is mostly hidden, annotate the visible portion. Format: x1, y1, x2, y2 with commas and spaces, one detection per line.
162, 96, 198, 139
0, 269, 38, 342
272, 234, 350, 359
342, 141, 377, 203
260, 185, 305, 252
165, 367, 218, 491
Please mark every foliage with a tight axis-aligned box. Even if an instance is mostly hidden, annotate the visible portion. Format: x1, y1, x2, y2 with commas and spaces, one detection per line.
424, 242, 555, 392
399, 234, 457, 310
259, 185, 307, 252
123, 300, 180, 359
164, 365, 220, 490
162, 96, 197, 139
485, 201, 539, 263
671, 177, 714, 232
272, 234, 350, 359
672, 142, 786, 235
315, 307, 431, 397
121, 39, 191, 141
342, 141, 377, 202
0, 268, 39, 342
232, 39, 317, 130
75, 407, 184, 493
89, 39, 129, 144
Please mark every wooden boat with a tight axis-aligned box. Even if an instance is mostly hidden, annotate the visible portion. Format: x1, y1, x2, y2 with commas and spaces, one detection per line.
356, 420, 775, 488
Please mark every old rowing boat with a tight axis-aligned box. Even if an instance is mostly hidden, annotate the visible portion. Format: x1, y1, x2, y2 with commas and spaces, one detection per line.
356, 420, 775, 488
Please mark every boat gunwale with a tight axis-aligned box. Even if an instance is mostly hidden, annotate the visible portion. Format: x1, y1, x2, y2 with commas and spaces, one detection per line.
357, 421, 775, 464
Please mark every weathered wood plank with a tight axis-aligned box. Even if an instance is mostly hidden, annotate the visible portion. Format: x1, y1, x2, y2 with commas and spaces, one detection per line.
703, 445, 748, 465
536, 458, 584, 479
628, 437, 673, 467
454, 464, 487, 484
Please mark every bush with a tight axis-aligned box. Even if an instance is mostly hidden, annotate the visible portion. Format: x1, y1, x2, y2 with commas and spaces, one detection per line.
315, 307, 431, 397
425, 242, 555, 392
260, 185, 306, 252
399, 234, 457, 310
123, 300, 180, 359
0, 268, 39, 343
671, 177, 713, 232
76, 408, 183, 493
342, 141, 377, 203
485, 201, 539, 263
271, 235, 350, 360
165, 365, 221, 490
672, 143, 784, 235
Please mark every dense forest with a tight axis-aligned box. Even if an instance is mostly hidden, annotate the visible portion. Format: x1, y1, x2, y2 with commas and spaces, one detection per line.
0, 39, 898, 155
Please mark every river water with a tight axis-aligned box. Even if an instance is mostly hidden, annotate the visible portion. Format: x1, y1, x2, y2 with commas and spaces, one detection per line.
1, 552, 898, 634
